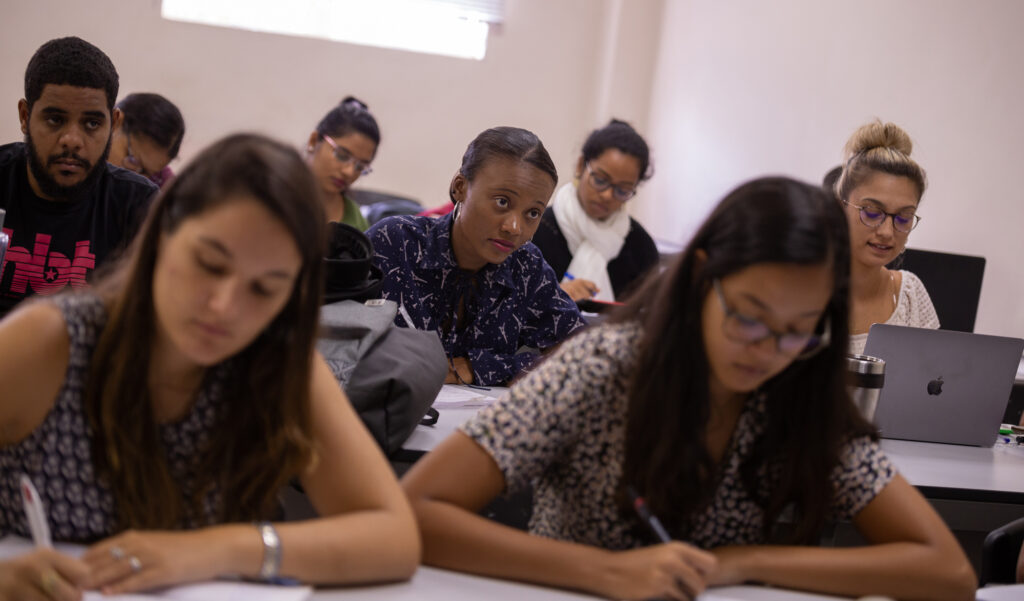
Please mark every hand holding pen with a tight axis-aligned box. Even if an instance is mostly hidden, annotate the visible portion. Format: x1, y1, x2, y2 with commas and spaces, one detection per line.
0, 476, 90, 601
560, 272, 600, 302
590, 486, 716, 601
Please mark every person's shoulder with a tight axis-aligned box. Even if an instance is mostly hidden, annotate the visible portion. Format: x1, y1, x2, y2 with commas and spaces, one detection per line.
368, 214, 433, 239
0, 300, 72, 374
0, 141, 24, 168
563, 320, 643, 362
627, 217, 658, 249
102, 163, 158, 203
897, 269, 934, 301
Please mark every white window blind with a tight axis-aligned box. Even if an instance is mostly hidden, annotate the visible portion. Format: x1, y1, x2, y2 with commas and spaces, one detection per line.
162, 0, 505, 60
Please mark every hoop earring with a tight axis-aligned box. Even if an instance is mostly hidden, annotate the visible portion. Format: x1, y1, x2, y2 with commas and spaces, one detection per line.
453, 201, 462, 221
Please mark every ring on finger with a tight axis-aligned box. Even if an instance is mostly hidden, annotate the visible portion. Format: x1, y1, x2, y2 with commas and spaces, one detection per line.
40, 569, 60, 595
129, 556, 142, 573
110, 546, 125, 561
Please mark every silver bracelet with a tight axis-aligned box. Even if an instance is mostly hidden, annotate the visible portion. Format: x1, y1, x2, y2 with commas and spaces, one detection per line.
256, 522, 282, 580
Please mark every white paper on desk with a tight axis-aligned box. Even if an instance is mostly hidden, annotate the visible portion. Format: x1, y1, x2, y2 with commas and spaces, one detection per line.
433, 384, 494, 408
1, 537, 311, 601
976, 584, 1024, 601
83, 581, 312, 601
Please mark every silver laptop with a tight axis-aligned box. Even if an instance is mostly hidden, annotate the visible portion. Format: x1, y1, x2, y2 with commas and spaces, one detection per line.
863, 324, 1024, 447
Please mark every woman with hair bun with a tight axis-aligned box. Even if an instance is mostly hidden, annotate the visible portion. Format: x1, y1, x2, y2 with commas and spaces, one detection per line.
832, 120, 939, 355
305, 96, 380, 230
531, 119, 659, 302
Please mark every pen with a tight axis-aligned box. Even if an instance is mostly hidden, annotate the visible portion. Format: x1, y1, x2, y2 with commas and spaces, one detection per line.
627, 485, 671, 543
20, 474, 52, 548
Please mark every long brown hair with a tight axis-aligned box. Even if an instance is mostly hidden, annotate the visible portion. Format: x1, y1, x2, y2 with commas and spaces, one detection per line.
85, 133, 327, 529
615, 176, 874, 544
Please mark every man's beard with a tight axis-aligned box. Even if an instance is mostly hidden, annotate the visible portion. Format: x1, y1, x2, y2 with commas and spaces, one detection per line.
24, 130, 111, 201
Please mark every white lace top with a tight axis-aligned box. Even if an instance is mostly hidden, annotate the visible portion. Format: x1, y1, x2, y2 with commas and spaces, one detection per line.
849, 270, 940, 356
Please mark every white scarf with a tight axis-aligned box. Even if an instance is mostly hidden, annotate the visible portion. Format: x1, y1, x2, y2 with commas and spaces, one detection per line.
551, 182, 630, 301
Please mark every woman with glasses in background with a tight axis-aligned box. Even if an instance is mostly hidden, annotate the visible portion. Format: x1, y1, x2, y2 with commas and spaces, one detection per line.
305, 97, 378, 231
108, 93, 185, 188
532, 119, 659, 302
402, 176, 974, 601
830, 120, 938, 356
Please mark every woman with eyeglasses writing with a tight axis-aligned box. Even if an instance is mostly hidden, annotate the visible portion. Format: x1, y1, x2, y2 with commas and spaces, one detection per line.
402, 176, 974, 601
830, 120, 938, 355
305, 97, 378, 230
531, 119, 659, 302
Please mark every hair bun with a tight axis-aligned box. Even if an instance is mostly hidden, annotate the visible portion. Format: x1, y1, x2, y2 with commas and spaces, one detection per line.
843, 119, 913, 159
340, 96, 368, 111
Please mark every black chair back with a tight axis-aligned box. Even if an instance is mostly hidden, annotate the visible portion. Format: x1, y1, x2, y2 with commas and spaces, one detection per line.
888, 248, 985, 332
981, 516, 1024, 585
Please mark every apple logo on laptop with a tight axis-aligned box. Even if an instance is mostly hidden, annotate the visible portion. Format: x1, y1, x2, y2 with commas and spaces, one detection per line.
927, 376, 944, 396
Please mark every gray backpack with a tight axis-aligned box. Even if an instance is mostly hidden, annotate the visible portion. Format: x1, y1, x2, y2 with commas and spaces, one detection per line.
318, 299, 446, 456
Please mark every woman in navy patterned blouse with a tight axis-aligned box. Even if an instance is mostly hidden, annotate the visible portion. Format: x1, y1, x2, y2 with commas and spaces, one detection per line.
367, 127, 585, 386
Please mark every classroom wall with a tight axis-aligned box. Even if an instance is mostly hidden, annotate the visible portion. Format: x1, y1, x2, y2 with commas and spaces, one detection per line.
639, 0, 1024, 338
5, 1, 1021, 338
0, 0, 663, 209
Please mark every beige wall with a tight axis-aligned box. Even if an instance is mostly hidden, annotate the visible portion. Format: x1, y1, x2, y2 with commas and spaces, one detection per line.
0, 0, 663, 210
5, 0, 1021, 338
641, 0, 1024, 338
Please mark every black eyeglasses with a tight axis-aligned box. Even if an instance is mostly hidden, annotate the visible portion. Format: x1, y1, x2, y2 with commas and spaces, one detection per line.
842, 200, 921, 233
321, 134, 373, 176
122, 135, 152, 176
713, 279, 830, 359
584, 163, 637, 202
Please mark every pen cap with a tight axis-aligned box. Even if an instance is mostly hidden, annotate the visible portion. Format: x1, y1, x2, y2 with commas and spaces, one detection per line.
846, 354, 885, 422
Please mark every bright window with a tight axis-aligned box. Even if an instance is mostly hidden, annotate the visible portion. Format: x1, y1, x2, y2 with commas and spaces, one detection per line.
162, 0, 503, 60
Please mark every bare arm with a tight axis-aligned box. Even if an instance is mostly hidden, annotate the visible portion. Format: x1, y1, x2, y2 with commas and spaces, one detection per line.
708, 475, 976, 601
402, 431, 715, 601
84, 353, 420, 593
278, 352, 421, 583
0, 302, 69, 446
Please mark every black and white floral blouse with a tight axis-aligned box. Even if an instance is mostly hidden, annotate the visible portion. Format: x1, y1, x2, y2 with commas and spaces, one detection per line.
0, 293, 228, 542
460, 321, 896, 549
368, 213, 585, 385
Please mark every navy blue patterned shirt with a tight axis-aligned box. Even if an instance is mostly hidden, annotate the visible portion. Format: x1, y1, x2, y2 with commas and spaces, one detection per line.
367, 213, 585, 385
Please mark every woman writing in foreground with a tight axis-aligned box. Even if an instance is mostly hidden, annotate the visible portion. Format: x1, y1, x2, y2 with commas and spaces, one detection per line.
0, 134, 418, 600
403, 176, 975, 600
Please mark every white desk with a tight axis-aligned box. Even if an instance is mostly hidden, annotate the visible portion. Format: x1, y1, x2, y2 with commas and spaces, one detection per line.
407, 394, 1024, 507
312, 566, 849, 600
401, 386, 507, 453
882, 439, 1024, 504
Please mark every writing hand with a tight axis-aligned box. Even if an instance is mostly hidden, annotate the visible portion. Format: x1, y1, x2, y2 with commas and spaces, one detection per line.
595, 542, 716, 600
0, 549, 90, 601
560, 278, 599, 302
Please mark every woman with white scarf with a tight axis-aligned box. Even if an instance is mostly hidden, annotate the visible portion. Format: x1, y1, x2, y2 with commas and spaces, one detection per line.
532, 120, 659, 303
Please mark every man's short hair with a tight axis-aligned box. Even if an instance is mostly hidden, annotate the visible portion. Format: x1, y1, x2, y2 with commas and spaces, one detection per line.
24, 36, 119, 113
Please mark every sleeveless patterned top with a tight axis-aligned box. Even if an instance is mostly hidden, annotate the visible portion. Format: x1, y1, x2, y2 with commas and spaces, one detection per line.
0, 292, 228, 543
